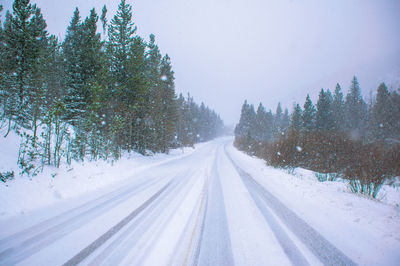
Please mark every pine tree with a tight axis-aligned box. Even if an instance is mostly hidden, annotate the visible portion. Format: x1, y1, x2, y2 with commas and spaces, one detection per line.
158, 54, 177, 152
144, 34, 163, 151
282, 108, 290, 134
235, 100, 256, 138
264, 110, 274, 142
291, 103, 302, 131
372, 83, 391, 140
332, 83, 345, 132
2, 0, 49, 134
106, 0, 138, 152
345, 76, 367, 137
107, 0, 136, 83
273, 102, 283, 138
302, 94, 316, 132
316, 88, 333, 132
390, 89, 400, 139
100, 5, 107, 36
255, 103, 266, 141
62, 8, 84, 123
127, 36, 150, 152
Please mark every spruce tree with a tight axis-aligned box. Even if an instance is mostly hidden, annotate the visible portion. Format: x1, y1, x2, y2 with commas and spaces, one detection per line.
235, 100, 255, 138
316, 88, 333, 131
372, 83, 391, 140
145, 34, 163, 151
106, 0, 138, 152
159, 54, 177, 152
107, 0, 136, 83
2, 0, 49, 132
255, 103, 266, 141
100, 5, 107, 35
291, 103, 302, 132
302, 94, 316, 132
273, 102, 283, 138
332, 83, 345, 132
282, 108, 290, 134
344, 76, 368, 138
62, 8, 84, 123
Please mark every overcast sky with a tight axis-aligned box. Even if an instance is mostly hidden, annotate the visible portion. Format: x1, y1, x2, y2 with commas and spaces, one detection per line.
2, 0, 400, 125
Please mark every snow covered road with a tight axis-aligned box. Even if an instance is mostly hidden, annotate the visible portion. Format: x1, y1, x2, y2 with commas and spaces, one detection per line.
0, 137, 399, 265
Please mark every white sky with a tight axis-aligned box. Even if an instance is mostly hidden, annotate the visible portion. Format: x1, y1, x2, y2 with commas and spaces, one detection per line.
2, 0, 400, 125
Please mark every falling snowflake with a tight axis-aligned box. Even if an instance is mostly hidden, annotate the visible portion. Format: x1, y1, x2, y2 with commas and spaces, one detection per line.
296, 146, 302, 152
161, 75, 168, 81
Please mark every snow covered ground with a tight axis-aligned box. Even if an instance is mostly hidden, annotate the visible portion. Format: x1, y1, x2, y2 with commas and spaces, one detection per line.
0, 129, 200, 217
0, 136, 399, 265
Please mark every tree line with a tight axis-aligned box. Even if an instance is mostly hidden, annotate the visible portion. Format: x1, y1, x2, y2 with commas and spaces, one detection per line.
0, 0, 224, 179
235, 76, 400, 198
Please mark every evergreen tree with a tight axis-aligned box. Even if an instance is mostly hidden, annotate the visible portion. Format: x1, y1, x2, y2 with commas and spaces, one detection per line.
282, 108, 290, 134
62, 8, 84, 123
100, 5, 107, 35
316, 88, 333, 131
273, 102, 283, 138
158, 54, 177, 152
144, 34, 163, 151
302, 94, 316, 132
372, 83, 391, 140
390, 89, 400, 139
235, 100, 256, 138
106, 0, 138, 152
127, 36, 150, 152
345, 76, 367, 137
332, 83, 345, 132
1, 0, 49, 134
107, 0, 136, 83
291, 103, 302, 131
255, 103, 266, 141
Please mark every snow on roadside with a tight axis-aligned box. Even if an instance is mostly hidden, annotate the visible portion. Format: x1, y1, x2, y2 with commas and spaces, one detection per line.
0, 130, 199, 219
226, 142, 400, 265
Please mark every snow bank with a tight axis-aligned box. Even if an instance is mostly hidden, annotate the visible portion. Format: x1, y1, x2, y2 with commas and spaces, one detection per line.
227, 142, 400, 265
0, 129, 199, 218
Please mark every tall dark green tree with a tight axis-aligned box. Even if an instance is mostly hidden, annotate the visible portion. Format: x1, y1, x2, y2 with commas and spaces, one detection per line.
100, 5, 107, 35
158, 54, 178, 152
332, 83, 345, 132
144, 34, 163, 151
1, 0, 49, 135
106, 0, 138, 153
302, 94, 316, 132
273, 102, 283, 138
345, 76, 367, 137
316, 88, 333, 131
235, 100, 256, 138
255, 103, 266, 141
291, 103, 302, 132
107, 0, 136, 84
372, 83, 392, 140
62, 8, 84, 123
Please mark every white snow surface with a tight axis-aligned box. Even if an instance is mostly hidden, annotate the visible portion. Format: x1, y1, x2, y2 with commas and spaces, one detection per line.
0, 135, 399, 265
0, 129, 200, 217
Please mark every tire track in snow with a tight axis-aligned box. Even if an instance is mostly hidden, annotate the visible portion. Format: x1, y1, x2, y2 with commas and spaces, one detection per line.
225, 146, 357, 266
196, 148, 235, 266
84, 170, 196, 265
168, 173, 208, 266
0, 173, 168, 265
62, 179, 174, 266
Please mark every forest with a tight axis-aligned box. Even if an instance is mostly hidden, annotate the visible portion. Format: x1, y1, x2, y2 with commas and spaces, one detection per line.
235, 76, 400, 198
0, 0, 224, 180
